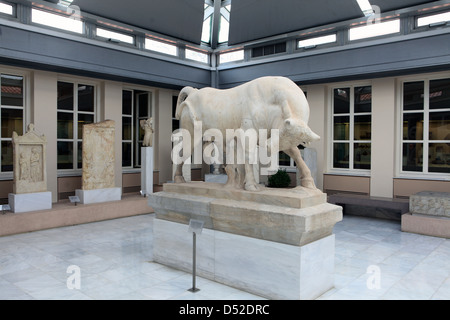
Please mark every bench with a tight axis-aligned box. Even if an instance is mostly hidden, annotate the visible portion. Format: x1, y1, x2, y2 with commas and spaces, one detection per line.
328, 193, 409, 221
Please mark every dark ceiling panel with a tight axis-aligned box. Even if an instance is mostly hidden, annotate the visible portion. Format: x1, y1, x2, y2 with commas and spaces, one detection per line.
70, 0, 204, 44
370, 0, 436, 12
228, 0, 364, 45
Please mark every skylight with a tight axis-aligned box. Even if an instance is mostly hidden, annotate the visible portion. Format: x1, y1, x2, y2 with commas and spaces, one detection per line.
0, 2, 13, 15
356, 0, 374, 17
349, 19, 400, 41
31, 8, 83, 34
417, 11, 450, 27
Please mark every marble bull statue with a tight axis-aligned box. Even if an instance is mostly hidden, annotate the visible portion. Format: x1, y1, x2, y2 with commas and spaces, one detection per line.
174, 76, 320, 191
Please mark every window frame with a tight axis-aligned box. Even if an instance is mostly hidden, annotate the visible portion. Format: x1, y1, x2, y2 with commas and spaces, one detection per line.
121, 87, 155, 171
56, 78, 98, 176
0, 69, 28, 178
328, 83, 372, 176
397, 74, 450, 179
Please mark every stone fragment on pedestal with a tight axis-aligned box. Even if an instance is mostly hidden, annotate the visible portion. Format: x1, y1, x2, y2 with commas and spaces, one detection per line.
8, 124, 52, 213
402, 191, 450, 238
76, 120, 121, 204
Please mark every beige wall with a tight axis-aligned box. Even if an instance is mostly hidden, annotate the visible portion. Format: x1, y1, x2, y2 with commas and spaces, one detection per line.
30, 71, 58, 202
101, 81, 123, 189
305, 84, 327, 190
370, 78, 396, 197
155, 89, 174, 184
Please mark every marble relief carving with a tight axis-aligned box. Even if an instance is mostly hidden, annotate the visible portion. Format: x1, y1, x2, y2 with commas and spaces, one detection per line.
12, 124, 47, 194
81, 120, 115, 190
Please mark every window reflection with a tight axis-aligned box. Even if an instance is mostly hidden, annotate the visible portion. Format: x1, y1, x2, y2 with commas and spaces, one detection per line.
429, 143, 450, 173
333, 143, 349, 169
402, 143, 423, 172
403, 81, 424, 111
403, 113, 423, 140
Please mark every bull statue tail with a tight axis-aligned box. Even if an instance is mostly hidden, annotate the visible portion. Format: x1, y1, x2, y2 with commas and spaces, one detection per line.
175, 86, 197, 120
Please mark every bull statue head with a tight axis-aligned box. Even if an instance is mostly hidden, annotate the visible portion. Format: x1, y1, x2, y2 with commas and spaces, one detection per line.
281, 118, 320, 149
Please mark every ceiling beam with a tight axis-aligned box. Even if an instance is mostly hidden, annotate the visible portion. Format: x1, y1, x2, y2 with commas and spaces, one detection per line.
210, 0, 222, 49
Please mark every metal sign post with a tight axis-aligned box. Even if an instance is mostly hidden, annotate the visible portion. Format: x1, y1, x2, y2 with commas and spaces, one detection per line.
1, 204, 10, 214
69, 196, 80, 206
188, 219, 204, 293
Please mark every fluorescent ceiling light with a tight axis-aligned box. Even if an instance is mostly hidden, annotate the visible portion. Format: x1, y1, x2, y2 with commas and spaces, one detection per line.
356, 0, 374, 16
349, 19, 400, 41
298, 34, 337, 48
417, 11, 450, 27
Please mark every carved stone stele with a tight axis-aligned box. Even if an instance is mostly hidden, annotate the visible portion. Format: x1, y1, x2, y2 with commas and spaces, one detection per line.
81, 120, 115, 190
12, 124, 47, 194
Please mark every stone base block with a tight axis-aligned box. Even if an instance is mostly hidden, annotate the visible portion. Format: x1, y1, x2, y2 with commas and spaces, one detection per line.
75, 187, 121, 204
8, 191, 52, 213
149, 182, 342, 246
401, 213, 450, 238
409, 191, 450, 218
153, 218, 335, 300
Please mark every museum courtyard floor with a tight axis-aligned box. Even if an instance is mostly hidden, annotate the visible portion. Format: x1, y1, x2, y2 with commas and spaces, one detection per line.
0, 213, 449, 300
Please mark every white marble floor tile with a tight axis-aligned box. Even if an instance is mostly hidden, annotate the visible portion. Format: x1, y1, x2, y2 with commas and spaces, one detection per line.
0, 213, 448, 300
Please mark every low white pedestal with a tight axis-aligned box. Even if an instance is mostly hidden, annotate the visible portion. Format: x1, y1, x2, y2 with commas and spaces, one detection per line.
152, 218, 335, 300
75, 187, 121, 204
8, 191, 52, 213
141, 147, 153, 195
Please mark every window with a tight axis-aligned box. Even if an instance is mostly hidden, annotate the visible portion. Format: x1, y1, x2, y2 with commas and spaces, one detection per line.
96, 27, 134, 44
298, 34, 336, 49
0, 2, 13, 16
401, 78, 450, 174
349, 19, 400, 41
122, 89, 152, 168
185, 48, 209, 64
220, 50, 244, 64
1, 74, 24, 172
417, 11, 450, 27
332, 86, 372, 171
57, 81, 96, 170
145, 38, 177, 56
31, 8, 83, 34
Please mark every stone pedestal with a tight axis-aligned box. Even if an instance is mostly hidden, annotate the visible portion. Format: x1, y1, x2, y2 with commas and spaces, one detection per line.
402, 191, 450, 238
148, 182, 342, 299
141, 147, 153, 195
8, 191, 52, 213
75, 187, 121, 205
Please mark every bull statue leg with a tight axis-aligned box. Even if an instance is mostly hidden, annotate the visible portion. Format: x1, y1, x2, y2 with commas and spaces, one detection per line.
240, 119, 260, 192
283, 146, 316, 189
